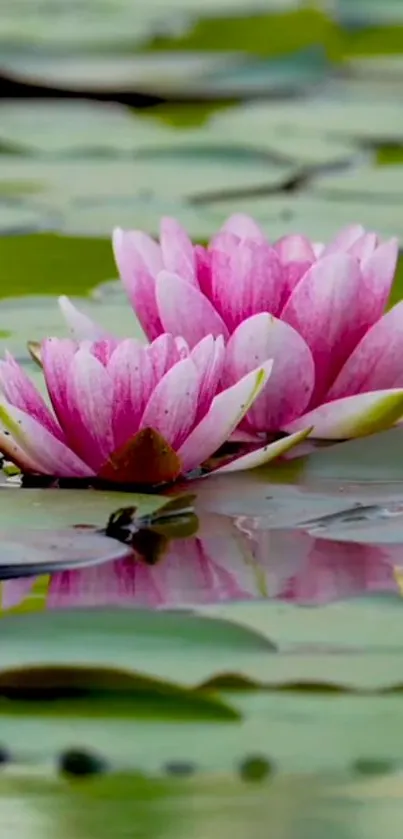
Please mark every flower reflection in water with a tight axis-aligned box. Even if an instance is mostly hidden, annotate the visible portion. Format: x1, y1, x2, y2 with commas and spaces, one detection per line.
248, 529, 398, 604
47, 533, 259, 610
1, 513, 400, 613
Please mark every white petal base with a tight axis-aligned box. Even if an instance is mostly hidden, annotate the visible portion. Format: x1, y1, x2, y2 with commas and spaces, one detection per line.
213, 427, 312, 474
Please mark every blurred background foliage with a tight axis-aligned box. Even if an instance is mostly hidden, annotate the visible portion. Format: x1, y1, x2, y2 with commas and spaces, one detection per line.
1, 0, 403, 300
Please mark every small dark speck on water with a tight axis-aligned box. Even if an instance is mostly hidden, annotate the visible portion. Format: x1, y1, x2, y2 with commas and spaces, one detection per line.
164, 760, 197, 777
0, 746, 11, 766
58, 748, 108, 778
352, 758, 397, 777
239, 755, 274, 782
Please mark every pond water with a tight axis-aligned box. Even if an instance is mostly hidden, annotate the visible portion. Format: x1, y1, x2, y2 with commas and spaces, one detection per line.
2, 0, 403, 837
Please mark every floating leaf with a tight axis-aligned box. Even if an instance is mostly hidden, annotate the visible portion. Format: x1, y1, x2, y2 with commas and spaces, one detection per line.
0, 665, 238, 720
304, 427, 403, 483
0, 529, 131, 579
0, 486, 172, 529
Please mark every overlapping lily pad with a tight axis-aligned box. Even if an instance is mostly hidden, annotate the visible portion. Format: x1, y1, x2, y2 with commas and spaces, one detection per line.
0, 100, 172, 156
2, 600, 403, 782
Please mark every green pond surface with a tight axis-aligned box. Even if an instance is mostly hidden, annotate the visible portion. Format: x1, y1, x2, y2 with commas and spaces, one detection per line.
2, 0, 403, 836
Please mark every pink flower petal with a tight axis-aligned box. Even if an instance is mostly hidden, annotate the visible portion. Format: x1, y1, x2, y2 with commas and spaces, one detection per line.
213, 427, 312, 473
218, 213, 267, 241
0, 401, 94, 476
0, 354, 62, 439
160, 217, 196, 284
285, 389, 403, 439
195, 244, 213, 296
327, 301, 403, 400
90, 339, 119, 366
312, 242, 325, 258
41, 338, 77, 426
178, 361, 273, 473
58, 296, 110, 341
211, 236, 283, 331
66, 349, 115, 471
107, 339, 155, 449
273, 235, 315, 304
280, 261, 313, 305
281, 253, 366, 405
156, 271, 229, 349
230, 428, 262, 443
360, 237, 399, 317
147, 333, 182, 382
120, 229, 163, 275
140, 357, 200, 449
190, 335, 225, 419
322, 224, 365, 256
112, 228, 163, 341
175, 336, 190, 359
348, 231, 378, 262
274, 234, 316, 262
0, 427, 45, 472
223, 313, 315, 430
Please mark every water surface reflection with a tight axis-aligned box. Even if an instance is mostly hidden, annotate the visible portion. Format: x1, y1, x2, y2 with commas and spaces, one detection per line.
2, 508, 401, 612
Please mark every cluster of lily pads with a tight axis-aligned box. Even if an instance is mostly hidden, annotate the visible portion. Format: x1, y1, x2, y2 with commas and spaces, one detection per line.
0, 214, 401, 488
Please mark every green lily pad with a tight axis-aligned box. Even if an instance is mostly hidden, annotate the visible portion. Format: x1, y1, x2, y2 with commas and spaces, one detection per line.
60, 196, 219, 240
3, 662, 403, 774
310, 164, 403, 202
192, 468, 403, 525
0, 487, 183, 584
1, 0, 154, 51
208, 100, 360, 165
198, 594, 403, 651
1, 0, 303, 56
175, 47, 332, 99
0, 530, 132, 579
0, 99, 172, 156
338, 0, 403, 26
0, 155, 297, 205
4, 595, 403, 690
304, 428, 403, 483
0, 607, 275, 681
0, 487, 178, 531
0, 201, 50, 233
1, 51, 243, 96
230, 98, 403, 144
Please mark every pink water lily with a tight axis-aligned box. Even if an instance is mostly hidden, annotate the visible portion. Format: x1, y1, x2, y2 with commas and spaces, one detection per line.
60, 215, 403, 441
0, 335, 307, 484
